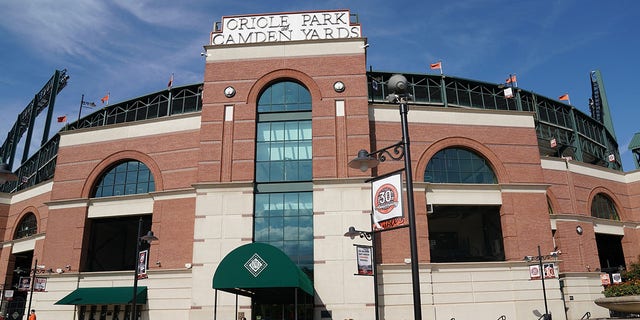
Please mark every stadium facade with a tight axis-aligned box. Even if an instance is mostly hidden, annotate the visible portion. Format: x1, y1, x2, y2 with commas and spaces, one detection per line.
0, 9, 639, 320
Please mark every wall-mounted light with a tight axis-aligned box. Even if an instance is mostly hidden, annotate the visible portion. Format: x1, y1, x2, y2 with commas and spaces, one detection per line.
224, 86, 236, 98
576, 226, 583, 235
333, 81, 345, 93
185, 263, 192, 269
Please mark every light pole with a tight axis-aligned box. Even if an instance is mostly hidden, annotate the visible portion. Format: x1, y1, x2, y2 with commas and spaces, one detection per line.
524, 245, 560, 320
344, 226, 379, 320
132, 218, 158, 320
348, 74, 422, 320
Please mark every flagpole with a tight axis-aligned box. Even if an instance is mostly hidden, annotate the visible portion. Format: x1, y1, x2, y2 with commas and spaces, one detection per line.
78, 94, 85, 122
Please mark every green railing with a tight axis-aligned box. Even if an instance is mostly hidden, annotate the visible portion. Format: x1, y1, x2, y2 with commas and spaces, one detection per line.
367, 71, 621, 171
1, 84, 203, 193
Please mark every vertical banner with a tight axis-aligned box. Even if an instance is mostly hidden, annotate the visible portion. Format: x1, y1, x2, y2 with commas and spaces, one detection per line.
543, 263, 556, 278
138, 250, 148, 279
529, 265, 541, 280
34, 277, 47, 292
18, 277, 31, 291
371, 171, 406, 230
355, 245, 373, 276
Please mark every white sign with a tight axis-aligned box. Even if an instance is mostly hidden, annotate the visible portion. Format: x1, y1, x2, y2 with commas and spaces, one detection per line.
211, 10, 362, 45
356, 245, 373, 276
371, 172, 406, 230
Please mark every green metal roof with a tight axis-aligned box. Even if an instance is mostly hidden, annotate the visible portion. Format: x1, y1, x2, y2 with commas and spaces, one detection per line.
212, 242, 314, 298
55, 286, 147, 305
628, 133, 640, 150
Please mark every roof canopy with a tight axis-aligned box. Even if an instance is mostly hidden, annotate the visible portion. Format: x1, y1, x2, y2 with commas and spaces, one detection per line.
55, 286, 147, 305
212, 242, 314, 300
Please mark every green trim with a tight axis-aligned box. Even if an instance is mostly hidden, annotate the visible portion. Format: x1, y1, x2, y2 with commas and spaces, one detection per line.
212, 242, 314, 296
55, 286, 147, 305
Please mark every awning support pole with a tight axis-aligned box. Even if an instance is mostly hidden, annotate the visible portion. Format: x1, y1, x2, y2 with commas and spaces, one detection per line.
213, 289, 217, 320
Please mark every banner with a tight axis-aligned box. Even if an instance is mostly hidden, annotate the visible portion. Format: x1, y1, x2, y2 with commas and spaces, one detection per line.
371, 171, 406, 230
529, 265, 541, 280
543, 263, 557, 279
356, 245, 373, 276
34, 277, 47, 292
138, 250, 149, 279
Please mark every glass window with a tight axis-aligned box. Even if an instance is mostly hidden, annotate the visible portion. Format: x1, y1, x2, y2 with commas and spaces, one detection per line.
254, 80, 313, 277
424, 148, 497, 184
258, 81, 312, 113
14, 213, 37, 239
92, 160, 155, 197
591, 193, 620, 220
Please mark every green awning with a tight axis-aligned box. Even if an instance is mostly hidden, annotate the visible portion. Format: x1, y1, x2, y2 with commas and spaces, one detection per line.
212, 243, 314, 298
55, 286, 147, 305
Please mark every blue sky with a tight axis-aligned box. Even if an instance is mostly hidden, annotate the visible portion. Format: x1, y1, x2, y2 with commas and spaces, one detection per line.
0, 0, 639, 171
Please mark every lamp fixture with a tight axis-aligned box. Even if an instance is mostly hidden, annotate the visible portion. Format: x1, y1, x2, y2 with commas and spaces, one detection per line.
333, 81, 345, 93
343, 226, 372, 241
576, 225, 583, 235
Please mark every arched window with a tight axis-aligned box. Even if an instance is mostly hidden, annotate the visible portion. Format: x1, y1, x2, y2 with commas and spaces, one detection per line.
591, 193, 620, 220
92, 160, 155, 197
424, 148, 497, 184
14, 213, 37, 239
254, 80, 313, 274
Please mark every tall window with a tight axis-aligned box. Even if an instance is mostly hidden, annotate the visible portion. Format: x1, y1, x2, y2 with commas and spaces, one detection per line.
14, 213, 37, 239
424, 148, 497, 184
254, 81, 313, 275
92, 160, 155, 197
591, 193, 620, 220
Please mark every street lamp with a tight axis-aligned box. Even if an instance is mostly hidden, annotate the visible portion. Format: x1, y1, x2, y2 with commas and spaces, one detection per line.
524, 245, 561, 320
132, 218, 158, 320
344, 226, 378, 320
348, 74, 422, 320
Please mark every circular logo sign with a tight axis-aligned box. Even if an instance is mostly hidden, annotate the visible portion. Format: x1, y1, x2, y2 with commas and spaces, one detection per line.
374, 183, 399, 214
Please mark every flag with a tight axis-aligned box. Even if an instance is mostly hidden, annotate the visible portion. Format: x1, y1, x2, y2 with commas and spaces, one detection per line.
506, 74, 517, 84
57, 115, 67, 123
430, 61, 442, 70
101, 93, 110, 104
558, 94, 570, 101
167, 73, 174, 89
82, 101, 96, 108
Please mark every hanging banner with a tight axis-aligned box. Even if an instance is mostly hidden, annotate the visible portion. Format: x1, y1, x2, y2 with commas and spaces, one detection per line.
371, 171, 406, 231
138, 250, 149, 279
18, 277, 31, 291
543, 263, 557, 279
529, 265, 541, 280
612, 273, 622, 284
34, 277, 47, 292
355, 245, 373, 276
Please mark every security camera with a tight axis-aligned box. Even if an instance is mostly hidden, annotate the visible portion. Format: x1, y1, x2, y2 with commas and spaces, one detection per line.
185, 263, 192, 269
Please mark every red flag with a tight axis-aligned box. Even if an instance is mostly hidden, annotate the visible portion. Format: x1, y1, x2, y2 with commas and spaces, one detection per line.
558, 94, 569, 101
57, 115, 67, 123
101, 94, 109, 104
430, 61, 442, 70
167, 73, 174, 88
506, 74, 517, 83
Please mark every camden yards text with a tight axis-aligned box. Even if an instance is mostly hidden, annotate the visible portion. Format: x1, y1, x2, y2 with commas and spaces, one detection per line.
211, 11, 362, 45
